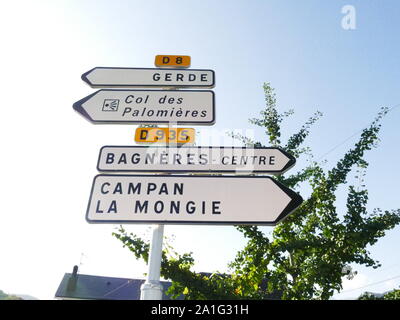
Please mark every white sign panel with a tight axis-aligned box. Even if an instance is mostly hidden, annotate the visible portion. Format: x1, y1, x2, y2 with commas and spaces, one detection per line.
97, 146, 296, 175
73, 89, 215, 125
86, 175, 303, 225
82, 67, 215, 88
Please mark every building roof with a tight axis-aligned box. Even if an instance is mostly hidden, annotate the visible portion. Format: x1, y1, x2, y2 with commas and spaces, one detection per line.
55, 272, 178, 300
55, 267, 280, 300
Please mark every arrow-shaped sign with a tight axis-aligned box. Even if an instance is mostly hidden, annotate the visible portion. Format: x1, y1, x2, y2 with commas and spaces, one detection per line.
81, 67, 215, 88
73, 89, 215, 125
97, 146, 296, 175
86, 174, 303, 225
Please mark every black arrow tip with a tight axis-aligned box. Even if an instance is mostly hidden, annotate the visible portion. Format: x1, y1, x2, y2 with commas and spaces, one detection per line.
72, 90, 100, 123
277, 148, 297, 175
271, 179, 303, 225
81, 67, 97, 87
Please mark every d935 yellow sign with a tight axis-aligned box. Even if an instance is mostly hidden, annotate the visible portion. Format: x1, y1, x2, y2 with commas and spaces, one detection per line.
135, 127, 195, 144
155, 55, 191, 68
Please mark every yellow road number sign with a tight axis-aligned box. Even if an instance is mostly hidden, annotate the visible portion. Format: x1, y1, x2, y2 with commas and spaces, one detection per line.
135, 127, 195, 144
155, 55, 191, 68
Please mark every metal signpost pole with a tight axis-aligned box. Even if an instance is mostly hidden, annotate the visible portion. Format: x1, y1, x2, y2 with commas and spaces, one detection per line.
140, 87, 177, 300
140, 126, 168, 300
139, 122, 168, 300
140, 224, 164, 300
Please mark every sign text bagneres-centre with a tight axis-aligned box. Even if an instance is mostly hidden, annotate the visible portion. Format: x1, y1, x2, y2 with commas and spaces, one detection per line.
97, 146, 296, 174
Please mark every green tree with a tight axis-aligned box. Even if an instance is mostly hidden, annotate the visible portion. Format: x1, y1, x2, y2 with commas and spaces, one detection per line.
113, 83, 400, 300
358, 288, 400, 300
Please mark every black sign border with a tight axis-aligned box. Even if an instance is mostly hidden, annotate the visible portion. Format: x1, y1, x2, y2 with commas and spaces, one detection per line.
85, 174, 303, 226
81, 67, 215, 88
73, 89, 216, 126
96, 145, 296, 175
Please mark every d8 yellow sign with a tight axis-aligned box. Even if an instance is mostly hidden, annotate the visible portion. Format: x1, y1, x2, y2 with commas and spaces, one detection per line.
155, 55, 191, 68
135, 127, 195, 144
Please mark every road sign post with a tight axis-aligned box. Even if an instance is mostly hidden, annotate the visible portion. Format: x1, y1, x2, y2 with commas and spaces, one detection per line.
140, 224, 164, 300
75, 57, 302, 301
140, 80, 183, 300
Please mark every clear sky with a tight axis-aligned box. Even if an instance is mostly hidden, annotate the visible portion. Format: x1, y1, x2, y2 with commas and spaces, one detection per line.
0, 0, 399, 300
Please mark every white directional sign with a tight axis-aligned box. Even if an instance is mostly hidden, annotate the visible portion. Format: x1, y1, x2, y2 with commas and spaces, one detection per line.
73, 89, 215, 125
86, 174, 303, 225
81, 67, 215, 88
97, 146, 296, 175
